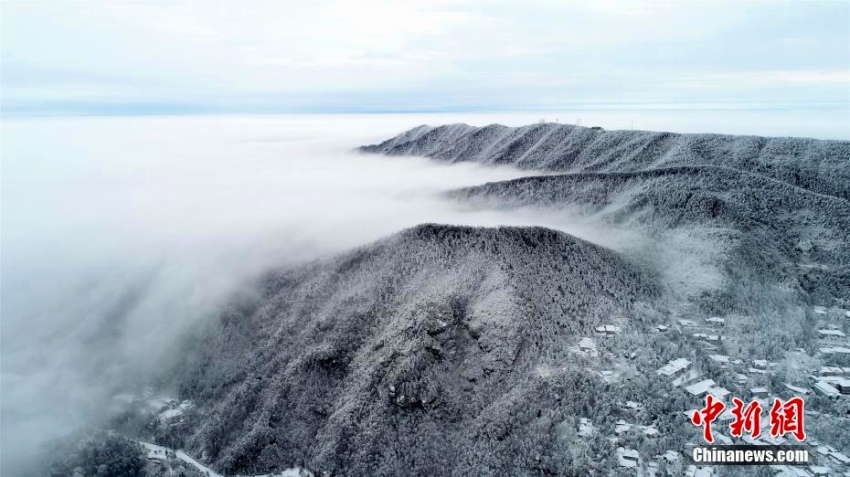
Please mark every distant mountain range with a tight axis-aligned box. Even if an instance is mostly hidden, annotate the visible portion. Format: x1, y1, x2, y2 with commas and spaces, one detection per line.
358, 123, 850, 201
362, 123, 850, 308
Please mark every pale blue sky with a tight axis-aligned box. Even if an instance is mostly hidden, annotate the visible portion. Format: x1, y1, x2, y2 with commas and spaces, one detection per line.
2, 0, 849, 115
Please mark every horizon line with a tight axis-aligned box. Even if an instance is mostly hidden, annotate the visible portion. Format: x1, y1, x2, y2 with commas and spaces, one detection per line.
3, 101, 850, 119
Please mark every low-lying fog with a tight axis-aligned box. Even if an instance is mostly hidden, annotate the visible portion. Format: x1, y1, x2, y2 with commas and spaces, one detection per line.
0, 115, 587, 471
0, 113, 734, 471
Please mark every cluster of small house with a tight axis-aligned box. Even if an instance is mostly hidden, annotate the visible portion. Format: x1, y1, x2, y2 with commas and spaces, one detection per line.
575, 324, 624, 356
577, 393, 681, 475
595, 324, 622, 336
602, 320, 729, 474
149, 397, 194, 425
114, 393, 195, 425
817, 325, 849, 357
675, 317, 727, 348
580, 308, 850, 474
655, 351, 850, 400
608, 395, 681, 475
812, 306, 850, 395
648, 308, 850, 475
815, 307, 850, 356
615, 445, 716, 477
615, 441, 685, 476
811, 366, 850, 397
813, 306, 850, 319
665, 361, 850, 475
108, 390, 197, 462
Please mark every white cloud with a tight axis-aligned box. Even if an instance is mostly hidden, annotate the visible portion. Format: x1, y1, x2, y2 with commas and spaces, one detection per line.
2, 0, 848, 112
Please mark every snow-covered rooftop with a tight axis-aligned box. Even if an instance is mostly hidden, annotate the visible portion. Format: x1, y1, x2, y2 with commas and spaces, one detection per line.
820, 346, 850, 354
813, 380, 840, 397
707, 386, 730, 399
784, 383, 811, 395
616, 447, 639, 468
685, 379, 716, 396
578, 337, 596, 350
657, 358, 691, 376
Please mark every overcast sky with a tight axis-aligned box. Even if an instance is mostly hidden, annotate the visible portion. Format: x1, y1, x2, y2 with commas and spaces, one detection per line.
2, 0, 849, 114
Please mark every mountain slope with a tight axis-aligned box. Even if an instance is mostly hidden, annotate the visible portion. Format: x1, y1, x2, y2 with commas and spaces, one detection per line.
358, 123, 850, 201
453, 166, 850, 312
174, 225, 660, 476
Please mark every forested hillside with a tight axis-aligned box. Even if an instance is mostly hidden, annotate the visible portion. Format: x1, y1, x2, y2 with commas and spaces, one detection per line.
452, 166, 850, 306
171, 225, 659, 475
359, 123, 850, 201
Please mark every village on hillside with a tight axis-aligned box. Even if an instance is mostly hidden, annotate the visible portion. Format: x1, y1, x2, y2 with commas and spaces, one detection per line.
570, 306, 850, 477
